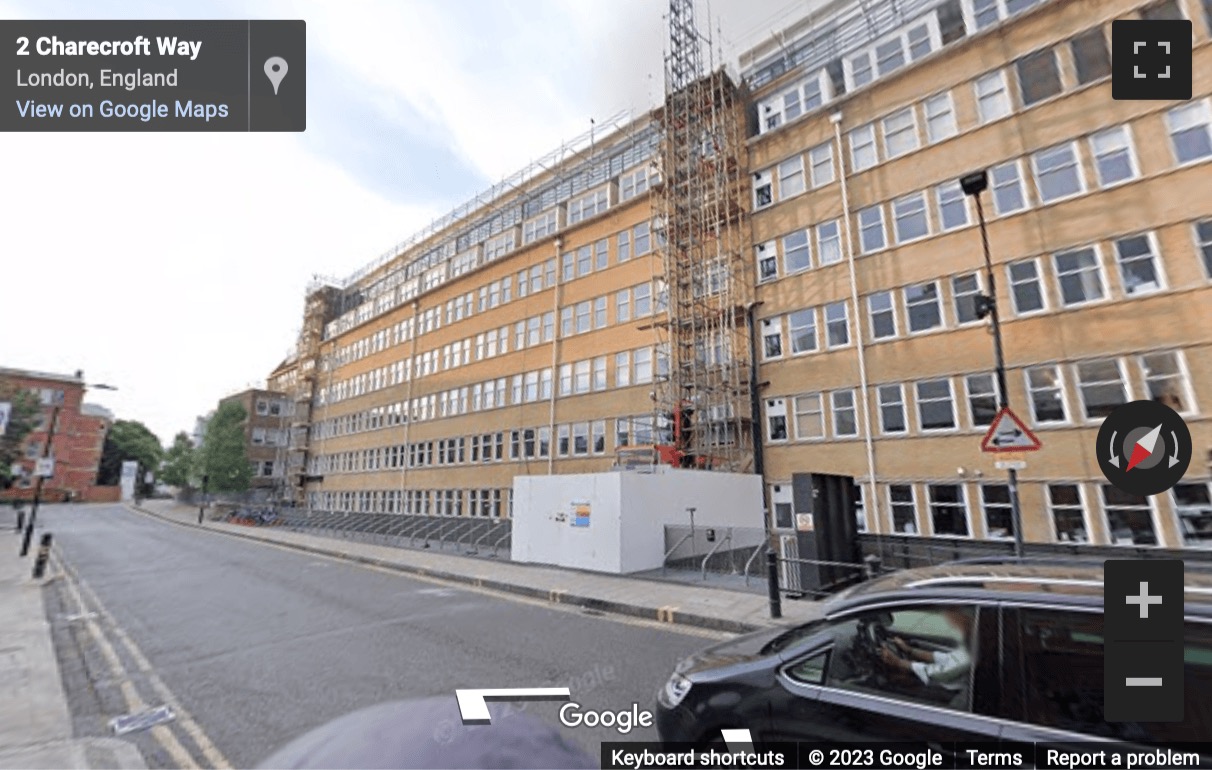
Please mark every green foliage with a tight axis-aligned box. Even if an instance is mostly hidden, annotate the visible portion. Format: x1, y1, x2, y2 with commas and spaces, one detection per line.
198, 400, 252, 493
98, 420, 164, 492
160, 432, 195, 488
0, 386, 41, 488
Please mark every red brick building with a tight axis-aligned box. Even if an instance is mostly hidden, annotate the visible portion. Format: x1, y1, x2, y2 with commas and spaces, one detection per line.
1, 367, 115, 503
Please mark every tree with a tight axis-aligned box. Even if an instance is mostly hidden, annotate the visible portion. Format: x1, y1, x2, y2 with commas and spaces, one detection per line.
0, 386, 41, 490
159, 432, 195, 488
197, 400, 251, 493
98, 420, 164, 495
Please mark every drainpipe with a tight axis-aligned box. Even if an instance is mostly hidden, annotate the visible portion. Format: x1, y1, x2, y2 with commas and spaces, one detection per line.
547, 238, 563, 474
831, 112, 881, 535
398, 300, 420, 513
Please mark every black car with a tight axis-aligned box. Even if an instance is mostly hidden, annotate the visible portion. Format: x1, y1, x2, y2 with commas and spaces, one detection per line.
656, 561, 1212, 753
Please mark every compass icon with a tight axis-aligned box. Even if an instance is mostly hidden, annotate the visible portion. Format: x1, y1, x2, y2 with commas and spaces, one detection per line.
1096, 400, 1192, 496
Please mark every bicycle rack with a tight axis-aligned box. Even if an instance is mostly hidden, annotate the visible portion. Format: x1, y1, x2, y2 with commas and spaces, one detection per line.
489, 528, 511, 558
662, 532, 694, 576
701, 528, 734, 581
742, 543, 765, 586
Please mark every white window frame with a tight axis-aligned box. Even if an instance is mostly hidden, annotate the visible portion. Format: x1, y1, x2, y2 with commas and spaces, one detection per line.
1089, 125, 1140, 188
1100, 484, 1160, 547
793, 393, 826, 441
926, 483, 971, 538
881, 106, 920, 159
990, 160, 1029, 216
1048, 482, 1093, 544
935, 180, 970, 232
1073, 357, 1131, 422
892, 191, 930, 244
923, 91, 957, 143
831, 389, 859, 437
858, 205, 886, 254
975, 70, 1012, 124
766, 398, 789, 443
1112, 231, 1166, 297
888, 484, 920, 535
778, 155, 806, 199
1024, 365, 1071, 426
817, 220, 844, 265
876, 383, 908, 435
1166, 99, 1212, 166
849, 124, 879, 172
787, 308, 818, 355
756, 240, 778, 283
1052, 244, 1108, 308
915, 378, 958, 433
1006, 257, 1048, 316
761, 317, 784, 360
782, 230, 812, 275
951, 271, 985, 326
963, 372, 1001, 429
824, 301, 850, 349
809, 142, 835, 187
1031, 141, 1086, 205
868, 291, 898, 340
1139, 349, 1197, 416
980, 483, 1016, 540
904, 280, 944, 334
753, 169, 774, 209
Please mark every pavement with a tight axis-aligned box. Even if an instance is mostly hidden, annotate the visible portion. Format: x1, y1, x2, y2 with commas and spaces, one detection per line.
0, 508, 146, 770
135, 500, 827, 634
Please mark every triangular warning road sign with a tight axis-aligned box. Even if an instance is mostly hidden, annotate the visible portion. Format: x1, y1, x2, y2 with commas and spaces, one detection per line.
980, 407, 1042, 452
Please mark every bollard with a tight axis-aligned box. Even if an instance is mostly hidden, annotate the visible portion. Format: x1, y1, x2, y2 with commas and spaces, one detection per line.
32, 533, 52, 579
864, 554, 882, 580
15, 511, 24, 533
765, 547, 782, 620
198, 506, 204, 525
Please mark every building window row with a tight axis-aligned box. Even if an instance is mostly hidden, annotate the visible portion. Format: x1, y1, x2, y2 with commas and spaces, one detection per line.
310, 488, 510, 518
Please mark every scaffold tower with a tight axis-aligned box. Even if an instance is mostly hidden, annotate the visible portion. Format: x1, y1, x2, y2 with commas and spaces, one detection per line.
653, 0, 754, 472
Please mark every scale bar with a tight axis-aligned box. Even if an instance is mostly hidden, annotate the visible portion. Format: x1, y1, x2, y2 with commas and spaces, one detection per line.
1125, 677, 1163, 687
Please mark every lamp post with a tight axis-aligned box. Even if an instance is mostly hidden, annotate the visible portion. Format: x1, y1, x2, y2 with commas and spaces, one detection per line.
960, 170, 1024, 557
20, 381, 117, 557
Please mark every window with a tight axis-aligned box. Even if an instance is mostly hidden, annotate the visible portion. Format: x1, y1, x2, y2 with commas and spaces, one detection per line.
882, 107, 919, 159
1075, 358, 1128, 419
592, 357, 607, 391
767, 398, 788, 442
545, 258, 556, 287
634, 283, 652, 316
809, 143, 834, 186
568, 188, 608, 225
559, 364, 572, 396
633, 223, 651, 255
1033, 142, 1085, 203
889, 485, 917, 533
1198, 220, 1212, 278
1089, 126, 1138, 187
938, 0, 967, 43
523, 210, 558, 244
831, 390, 858, 437
1167, 101, 1212, 164
524, 371, 539, 402
952, 273, 982, 325
577, 245, 593, 277
990, 161, 1028, 216
929, 484, 969, 536
877, 384, 907, 434
1113, 234, 1163, 295
787, 308, 817, 354
1026, 366, 1068, 424
803, 75, 824, 111
858, 205, 885, 253
980, 484, 1014, 539
893, 192, 929, 243
542, 311, 555, 341
595, 239, 609, 270
618, 229, 631, 262
778, 156, 805, 198
916, 378, 956, 431
762, 318, 783, 359
868, 291, 897, 340
783, 230, 811, 274
1070, 27, 1112, 85
634, 347, 653, 383
1048, 484, 1088, 542
924, 92, 957, 143
905, 281, 943, 332
756, 242, 778, 282
1173, 482, 1212, 546
592, 420, 606, 454
573, 423, 589, 456
615, 351, 631, 387
616, 289, 631, 323
594, 296, 608, 328
1102, 485, 1156, 545
850, 51, 873, 88
1140, 351, 1194, 413
973, 0, 1000, 28
1008, 259, 1047, 312
975, 71, 1011, 123
1053, 247, 1106, 306
574, 360, 591, 394
793, 394, 824, 439
850, 124, 877, 171
756, 171, 774, 207
562, 252, 576, 282
907, 22, 932, 59
1016, 48, 1062, 106
824, 302, 849, 347
817, 220, 843, 265
620, 167, 650, 200
936, 181, 968, 231
965, 374, 999, 427
1141, 0, 1184, 20
875, 37, 906, 75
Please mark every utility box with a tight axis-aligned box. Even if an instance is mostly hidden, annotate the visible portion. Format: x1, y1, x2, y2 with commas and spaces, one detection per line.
511, 467, 763, 574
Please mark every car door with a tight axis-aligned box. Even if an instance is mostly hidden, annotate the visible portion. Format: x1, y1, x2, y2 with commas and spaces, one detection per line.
767, 601, 1005, 756
999, 605, 1212, 758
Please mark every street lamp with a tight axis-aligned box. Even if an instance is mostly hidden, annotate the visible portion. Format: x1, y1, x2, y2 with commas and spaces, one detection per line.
960, 171, 1025, 557
19, 382, 117, 557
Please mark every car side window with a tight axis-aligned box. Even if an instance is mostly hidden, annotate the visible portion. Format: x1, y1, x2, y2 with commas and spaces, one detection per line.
1020, 611, 1212, 741
822, 605, 978, 712
786, 651, 829, 684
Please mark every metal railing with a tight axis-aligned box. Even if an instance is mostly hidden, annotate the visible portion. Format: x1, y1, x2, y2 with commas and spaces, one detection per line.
269, 510, 513, 556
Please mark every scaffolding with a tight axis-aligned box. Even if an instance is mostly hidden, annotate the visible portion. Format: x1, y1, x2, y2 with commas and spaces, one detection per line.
653, 0, 754, 473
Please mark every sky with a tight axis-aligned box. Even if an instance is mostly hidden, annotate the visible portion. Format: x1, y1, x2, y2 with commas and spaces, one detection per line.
0, 0, 810, 446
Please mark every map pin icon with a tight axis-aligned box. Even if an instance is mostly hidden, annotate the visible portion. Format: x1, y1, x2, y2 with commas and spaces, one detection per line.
264, 57, 288, 95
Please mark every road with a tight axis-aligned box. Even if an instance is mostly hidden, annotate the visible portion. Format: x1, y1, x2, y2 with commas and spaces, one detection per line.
33, 503, 725, 768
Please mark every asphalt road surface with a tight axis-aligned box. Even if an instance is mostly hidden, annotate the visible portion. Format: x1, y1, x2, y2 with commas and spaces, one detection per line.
33, 503, 727, 768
